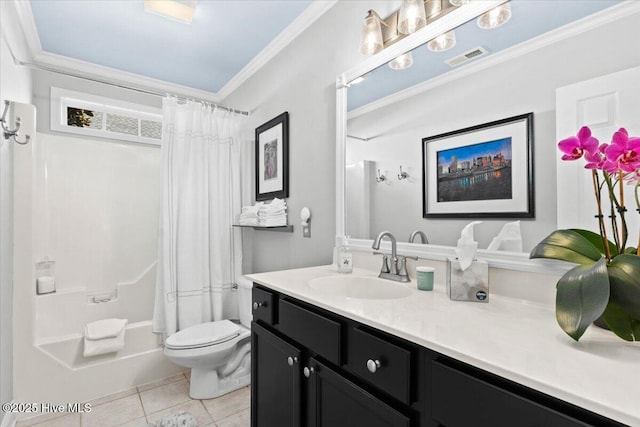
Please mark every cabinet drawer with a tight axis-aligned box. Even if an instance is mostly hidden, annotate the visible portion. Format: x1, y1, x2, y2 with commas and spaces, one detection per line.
252, 287, 276, 325
432, 360, 591, 427
347, 326, 413, 405
278, 298, 342, 365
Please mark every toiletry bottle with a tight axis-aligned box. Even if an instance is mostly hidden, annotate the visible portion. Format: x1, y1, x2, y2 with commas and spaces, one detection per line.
336, 236, 353, 273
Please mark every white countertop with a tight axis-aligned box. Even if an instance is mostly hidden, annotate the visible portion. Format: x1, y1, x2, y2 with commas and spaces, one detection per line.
247, 265, 640, 426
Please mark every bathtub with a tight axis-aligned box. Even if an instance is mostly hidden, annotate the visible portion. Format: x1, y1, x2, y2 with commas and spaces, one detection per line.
28, 320, 185, 405
37, 320, 161, 370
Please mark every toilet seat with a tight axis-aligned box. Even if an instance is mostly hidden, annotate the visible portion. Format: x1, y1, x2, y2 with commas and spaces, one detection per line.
165, 320, 240, 350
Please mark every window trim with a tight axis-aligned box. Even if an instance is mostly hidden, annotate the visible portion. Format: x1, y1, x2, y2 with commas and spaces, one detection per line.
50, 87, 163, 146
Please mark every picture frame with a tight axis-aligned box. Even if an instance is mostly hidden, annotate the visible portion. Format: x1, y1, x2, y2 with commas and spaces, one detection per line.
255, 112, 289, 201
422, 113, 534, 218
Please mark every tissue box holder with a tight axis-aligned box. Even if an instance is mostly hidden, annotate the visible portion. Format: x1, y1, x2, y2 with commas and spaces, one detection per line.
446, 257, 489, 303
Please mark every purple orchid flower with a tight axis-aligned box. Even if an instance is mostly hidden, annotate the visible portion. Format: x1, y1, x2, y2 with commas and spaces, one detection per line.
558, 126, 599, 161
584, 143, 607, 170
604, 128, 640, 173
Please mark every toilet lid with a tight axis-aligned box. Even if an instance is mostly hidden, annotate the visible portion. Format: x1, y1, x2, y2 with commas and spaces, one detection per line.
165, 320, 240, 349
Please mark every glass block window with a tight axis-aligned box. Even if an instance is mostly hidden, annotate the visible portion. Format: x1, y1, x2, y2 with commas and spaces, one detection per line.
141, 120, 163, 139
52, 87, 162, 146
106, 113, 139, 136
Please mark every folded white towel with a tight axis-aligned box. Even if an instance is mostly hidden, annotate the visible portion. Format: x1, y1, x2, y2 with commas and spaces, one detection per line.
83, 333, 126, 357
85, 318, 128, 340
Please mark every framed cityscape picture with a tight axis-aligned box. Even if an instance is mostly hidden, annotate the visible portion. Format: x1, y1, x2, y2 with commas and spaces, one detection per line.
255, 112, 289, 201
422, 113, 534, 218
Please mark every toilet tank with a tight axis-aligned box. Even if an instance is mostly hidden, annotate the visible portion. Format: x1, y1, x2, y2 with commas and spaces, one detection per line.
236, 276, 253, 328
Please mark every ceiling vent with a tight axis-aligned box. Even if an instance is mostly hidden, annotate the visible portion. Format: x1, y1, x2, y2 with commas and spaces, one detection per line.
445, 47, 488, 67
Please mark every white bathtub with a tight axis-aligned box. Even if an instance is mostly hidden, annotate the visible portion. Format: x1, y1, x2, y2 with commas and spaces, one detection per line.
29, 320, 185, 404
37, 320, 161, 370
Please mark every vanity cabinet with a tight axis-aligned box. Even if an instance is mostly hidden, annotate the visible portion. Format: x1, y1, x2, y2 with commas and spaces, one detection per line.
251, 286, 420, 427
251, 284, 625, 427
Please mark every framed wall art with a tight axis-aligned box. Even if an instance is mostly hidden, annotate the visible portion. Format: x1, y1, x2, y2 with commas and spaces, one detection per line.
422, 113, 534, 218
255, 112, 289, 201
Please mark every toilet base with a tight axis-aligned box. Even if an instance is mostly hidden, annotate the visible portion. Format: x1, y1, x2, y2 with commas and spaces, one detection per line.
189, 353, 251, 399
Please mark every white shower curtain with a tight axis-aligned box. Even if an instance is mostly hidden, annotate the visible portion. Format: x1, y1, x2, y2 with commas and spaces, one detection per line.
153, 97, 246, 336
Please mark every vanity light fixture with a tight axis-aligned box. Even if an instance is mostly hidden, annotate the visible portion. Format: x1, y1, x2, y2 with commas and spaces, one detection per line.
477, 2, 511, 29
388, 52, 414, 70
427, 30, 456, 52
359, 10, 385, 55
398, 0, 427, 35
144, 0, 197, 24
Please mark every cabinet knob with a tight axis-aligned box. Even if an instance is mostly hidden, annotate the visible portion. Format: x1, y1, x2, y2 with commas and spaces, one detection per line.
252, 301, 264, 310
366, 359, 381, 373
303, 366, 315, 378
287, 356, 298, 366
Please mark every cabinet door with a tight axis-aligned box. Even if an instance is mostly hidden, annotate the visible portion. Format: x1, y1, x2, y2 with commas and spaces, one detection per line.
251, 322, 302, 427
306, 357, 411, 427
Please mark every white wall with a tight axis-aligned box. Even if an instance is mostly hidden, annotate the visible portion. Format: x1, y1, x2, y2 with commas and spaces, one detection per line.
224, 1, 370, 273
0, 0, 33, 419
347, 11, 640, 250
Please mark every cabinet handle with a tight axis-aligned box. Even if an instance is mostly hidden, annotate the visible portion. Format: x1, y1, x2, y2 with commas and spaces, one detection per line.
303, 366, 315, 378
252, 301, 264, 310
287, 356, 298, 366
366, 359, 381, 373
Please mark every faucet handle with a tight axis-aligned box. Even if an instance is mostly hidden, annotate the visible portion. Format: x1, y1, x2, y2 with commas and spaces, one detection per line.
373, 252, 390, 273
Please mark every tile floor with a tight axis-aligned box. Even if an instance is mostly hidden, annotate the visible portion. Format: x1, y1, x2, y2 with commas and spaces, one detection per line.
15, 373, 250, 427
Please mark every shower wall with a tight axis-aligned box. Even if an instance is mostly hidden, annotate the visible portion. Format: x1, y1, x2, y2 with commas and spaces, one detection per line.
33, 132, 160, 300
11, 73, 185, 405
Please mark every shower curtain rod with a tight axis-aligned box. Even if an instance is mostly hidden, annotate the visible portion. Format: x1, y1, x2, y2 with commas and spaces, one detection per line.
16, 59, 250, 116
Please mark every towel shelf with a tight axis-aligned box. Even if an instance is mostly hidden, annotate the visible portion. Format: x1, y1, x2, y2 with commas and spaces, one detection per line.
233, 224, 293, 232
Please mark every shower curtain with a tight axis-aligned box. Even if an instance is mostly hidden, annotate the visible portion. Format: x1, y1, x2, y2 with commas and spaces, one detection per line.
153, 97, 247, 336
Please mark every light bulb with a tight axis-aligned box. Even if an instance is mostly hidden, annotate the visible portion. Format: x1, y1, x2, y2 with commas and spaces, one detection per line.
427, 30, 456, 52
389, 52, 414, 70
359, 10, 384, 55
398, 0, 426, 35
477, 3, 512, 29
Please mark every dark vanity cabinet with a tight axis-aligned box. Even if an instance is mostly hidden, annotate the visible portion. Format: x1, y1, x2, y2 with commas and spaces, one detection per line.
251, 284, 626, 427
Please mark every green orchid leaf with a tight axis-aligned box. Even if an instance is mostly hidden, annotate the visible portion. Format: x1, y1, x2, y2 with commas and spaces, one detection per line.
556, 257, 609, 341
602, 301, 640, 341
530, 230, 603, 265
624, 247, 638, 255
608, 254, 640, 319
569, 228, 618, 257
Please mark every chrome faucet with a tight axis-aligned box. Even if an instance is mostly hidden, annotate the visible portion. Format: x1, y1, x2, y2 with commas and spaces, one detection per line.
409, 230, 428, 244
372, 231, 415, 282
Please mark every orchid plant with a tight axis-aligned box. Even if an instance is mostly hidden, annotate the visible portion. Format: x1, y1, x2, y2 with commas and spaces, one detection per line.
530, 126, 640, 342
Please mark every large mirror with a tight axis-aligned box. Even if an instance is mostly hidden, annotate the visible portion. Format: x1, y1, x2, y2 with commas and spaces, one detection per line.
338, 0, 633, 254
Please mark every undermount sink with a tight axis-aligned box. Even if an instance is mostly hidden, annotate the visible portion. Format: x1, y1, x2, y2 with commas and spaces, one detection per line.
308, 275, 413, 300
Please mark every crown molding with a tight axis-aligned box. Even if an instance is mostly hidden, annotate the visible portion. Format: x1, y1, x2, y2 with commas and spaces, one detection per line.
217, 0, 338, 100
9, 0, 337, 104
347, 0, 640, 120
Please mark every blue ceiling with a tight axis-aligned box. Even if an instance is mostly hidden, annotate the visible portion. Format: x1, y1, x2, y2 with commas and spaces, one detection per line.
28, 0, 312, 93
348, 0, 623, 111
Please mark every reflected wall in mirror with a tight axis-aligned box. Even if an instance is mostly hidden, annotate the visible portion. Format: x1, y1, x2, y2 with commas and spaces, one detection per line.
343, 0, 639, 252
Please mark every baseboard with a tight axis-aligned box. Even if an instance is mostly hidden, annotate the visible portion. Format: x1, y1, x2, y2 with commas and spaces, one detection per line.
0, 410, 16, 427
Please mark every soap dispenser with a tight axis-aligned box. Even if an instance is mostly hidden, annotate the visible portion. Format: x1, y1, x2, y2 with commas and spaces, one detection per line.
336, 236, 353, 273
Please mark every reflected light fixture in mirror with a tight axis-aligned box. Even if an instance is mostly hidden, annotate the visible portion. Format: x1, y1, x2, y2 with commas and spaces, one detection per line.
449, 0, 471, 6
398, 0, 427, 35
359, 10, 385, 55
477, 3, 512, 29
427, 30, 456, 52
389, 52, 414, 70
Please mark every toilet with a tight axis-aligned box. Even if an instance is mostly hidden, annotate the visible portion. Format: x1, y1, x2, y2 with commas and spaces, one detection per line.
163, 277, 252, 399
